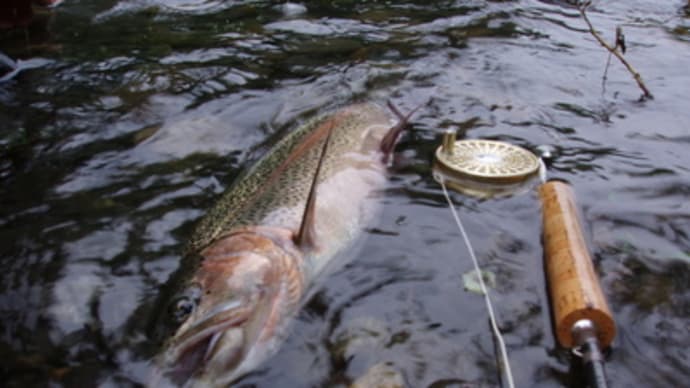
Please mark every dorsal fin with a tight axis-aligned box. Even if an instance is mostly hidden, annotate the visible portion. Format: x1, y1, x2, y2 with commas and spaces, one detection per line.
380, 100, 425, 162
294, 122, 335, 249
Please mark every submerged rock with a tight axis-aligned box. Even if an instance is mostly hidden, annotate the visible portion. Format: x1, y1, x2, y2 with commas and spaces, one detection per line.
350, 362, 406, 388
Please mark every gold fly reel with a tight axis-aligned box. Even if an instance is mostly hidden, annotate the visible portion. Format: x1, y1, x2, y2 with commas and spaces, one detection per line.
433, 131, 542, 198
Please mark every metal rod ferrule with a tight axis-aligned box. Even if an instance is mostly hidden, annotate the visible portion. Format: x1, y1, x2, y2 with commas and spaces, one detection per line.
583, 336, 608, 388
572, 319, 609, 388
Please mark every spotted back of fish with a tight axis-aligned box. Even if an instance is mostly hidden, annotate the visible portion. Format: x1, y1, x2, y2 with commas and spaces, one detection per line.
186, 103, 394, 262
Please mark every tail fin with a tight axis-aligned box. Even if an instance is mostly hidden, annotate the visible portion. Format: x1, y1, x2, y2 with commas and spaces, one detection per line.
380, 100, 425, 162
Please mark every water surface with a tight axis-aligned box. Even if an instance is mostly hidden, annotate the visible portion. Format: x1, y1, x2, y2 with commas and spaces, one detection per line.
1, 1, 689, 387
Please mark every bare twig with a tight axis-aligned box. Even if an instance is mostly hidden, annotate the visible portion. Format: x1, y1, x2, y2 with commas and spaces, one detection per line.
601, 52, 612, 95
580, 2, 653, 100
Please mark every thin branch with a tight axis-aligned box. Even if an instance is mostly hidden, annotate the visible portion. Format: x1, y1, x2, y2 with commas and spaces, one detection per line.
601, 52, 612, 95
580, 3, 653, 100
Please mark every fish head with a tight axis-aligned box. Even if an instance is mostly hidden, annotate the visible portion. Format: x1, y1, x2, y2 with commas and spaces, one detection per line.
153, 227, 304, 387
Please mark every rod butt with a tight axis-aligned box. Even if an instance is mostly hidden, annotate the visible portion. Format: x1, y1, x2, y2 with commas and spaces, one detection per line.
540, 181, 616, 349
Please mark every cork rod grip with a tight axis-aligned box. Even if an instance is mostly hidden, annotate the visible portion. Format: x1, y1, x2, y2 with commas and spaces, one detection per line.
540, 181, 616, 349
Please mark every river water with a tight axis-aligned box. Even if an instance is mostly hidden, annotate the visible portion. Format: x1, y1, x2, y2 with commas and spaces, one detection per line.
1, 1, 688, 387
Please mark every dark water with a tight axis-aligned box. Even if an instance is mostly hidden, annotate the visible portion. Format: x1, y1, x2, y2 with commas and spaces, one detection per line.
1, 1, 689, 387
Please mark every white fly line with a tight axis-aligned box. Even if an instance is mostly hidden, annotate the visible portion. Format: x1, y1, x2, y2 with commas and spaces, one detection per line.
440, 177, 516, 388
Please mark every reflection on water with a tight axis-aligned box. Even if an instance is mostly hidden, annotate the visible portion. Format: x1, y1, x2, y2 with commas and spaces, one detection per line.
1, 0, 689, 387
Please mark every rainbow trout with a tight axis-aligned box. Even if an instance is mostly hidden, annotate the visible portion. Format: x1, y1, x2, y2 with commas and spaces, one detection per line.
150, 102, 412, 386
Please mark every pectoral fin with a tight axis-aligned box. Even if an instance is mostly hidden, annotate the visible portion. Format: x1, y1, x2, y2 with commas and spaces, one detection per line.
294, 122, 335, 250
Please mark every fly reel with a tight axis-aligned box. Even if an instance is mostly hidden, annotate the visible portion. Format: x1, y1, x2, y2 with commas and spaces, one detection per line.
433, 131, 542, 198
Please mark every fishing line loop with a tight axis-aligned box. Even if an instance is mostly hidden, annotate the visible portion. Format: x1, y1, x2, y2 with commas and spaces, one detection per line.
439, 178, 516, 388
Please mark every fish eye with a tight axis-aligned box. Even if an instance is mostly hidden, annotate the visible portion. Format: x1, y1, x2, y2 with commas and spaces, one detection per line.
170, 297, 195, 323
168, 285, 202, 324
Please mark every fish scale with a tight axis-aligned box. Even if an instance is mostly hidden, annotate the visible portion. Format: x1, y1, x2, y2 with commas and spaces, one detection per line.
187, 103, 393, 260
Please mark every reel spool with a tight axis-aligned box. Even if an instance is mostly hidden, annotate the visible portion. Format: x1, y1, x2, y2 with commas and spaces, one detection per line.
433, 130, 542, 198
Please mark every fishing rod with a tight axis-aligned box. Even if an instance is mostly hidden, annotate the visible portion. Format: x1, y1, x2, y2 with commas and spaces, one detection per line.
433, 130, 616, 388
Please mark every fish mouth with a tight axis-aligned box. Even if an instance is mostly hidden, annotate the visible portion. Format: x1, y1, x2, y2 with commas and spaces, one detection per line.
163, 301, 254, 384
